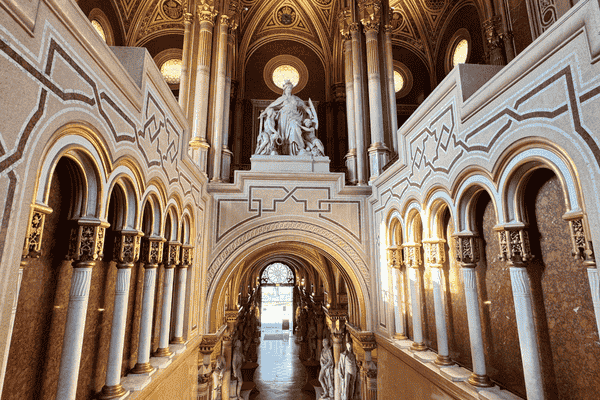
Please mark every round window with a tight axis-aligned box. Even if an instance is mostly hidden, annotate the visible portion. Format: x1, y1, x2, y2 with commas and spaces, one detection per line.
394, 70, 404, 93
91, 20, 106, 42
452, 39, 469, 67
160, 59, 182, 85
445, 28, 471, 74
272, 65, 300, 90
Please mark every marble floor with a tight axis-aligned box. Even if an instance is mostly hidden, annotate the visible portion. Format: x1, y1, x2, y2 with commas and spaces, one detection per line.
251, 326, 315, 400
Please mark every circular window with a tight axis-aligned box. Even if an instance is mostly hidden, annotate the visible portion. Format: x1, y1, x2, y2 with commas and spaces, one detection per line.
160, 59, 182, 85
263, 55, 309, 94
260, 263, 295, 285
88, 8, 114, 45
91, 20, 106, 42
272, 65, 300, 90
445, 28, 471, 74
393, 61, 413, 99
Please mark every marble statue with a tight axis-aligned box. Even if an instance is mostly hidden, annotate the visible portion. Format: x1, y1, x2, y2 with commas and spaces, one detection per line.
231, 339, 243, 400
212, 354, 226, 400
318, 338, 334, 399
255, 80, 323, 157
338, 341, 357, 400
307, 319, 318, 360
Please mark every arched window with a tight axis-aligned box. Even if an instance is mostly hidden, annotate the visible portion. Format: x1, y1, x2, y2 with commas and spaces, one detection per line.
260, 262, 295, 285
88, 8, 115, 46
393, 61, 413, 99
445, 28, 471, 74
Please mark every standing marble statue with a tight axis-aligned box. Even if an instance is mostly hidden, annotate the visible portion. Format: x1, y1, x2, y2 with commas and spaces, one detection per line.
318, 338, 334, 399
212, 354, 226, 400
231, 339, 243, 400
338, 341, 357, 400
254, 80, 324, 157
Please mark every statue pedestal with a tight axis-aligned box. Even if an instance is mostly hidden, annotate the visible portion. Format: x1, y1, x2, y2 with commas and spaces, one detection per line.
250, 155, 330, 173
301, 360, 321, 392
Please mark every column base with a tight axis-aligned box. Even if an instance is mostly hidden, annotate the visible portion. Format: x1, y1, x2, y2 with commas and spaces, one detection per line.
189, 139, 210, 174
221, 148, 233, 182
367, 143, 389, 181
171, 336, 185, 344
131, 361, 155, 375
410, 342, 427, 351
153, 347, 173, 357
98, 383, 127, 399
393, 333, 408, 340
434, 355, 454, 366
345, 151, 357, 184
468, 373, 493, 387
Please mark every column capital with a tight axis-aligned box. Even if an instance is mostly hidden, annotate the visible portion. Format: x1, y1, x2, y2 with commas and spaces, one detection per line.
338, 9, 353, 40
113, 229, 143, 266
140, 236, 166, 266
349, 22, 361, 34
23, 203, 53, 259
197, 1, 217, 24
218, 14, 229, 26
387, 245, 401, 269
180, 244, 194, 267
566, 216, 596, 265
359, 0, 382, 33
383, 24, 393, 34
66, 219, 110, 263
496, 226, 533, 264
183, 12, 193, 24
401, 242, 422, 268
346, 323, 377, 352
422, 238, 446, 267
163, 241, 182, 267
453, 233, 480, 266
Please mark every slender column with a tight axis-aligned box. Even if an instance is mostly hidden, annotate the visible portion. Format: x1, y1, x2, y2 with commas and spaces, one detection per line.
383, 21, 398, 154
403, 243, 426, 350
100, 230, 142, 399
339, 11, 357, 184
498, 228, 543, 400
332, 331, 344, 365
178, 12, 193, 113
232, 99, 244, 169
455, 234, 492, 387
221, 337, 232, 400
154, 242, 181, 357
57, 220, 108, 400
173, 245, 193, 343
198, 336, 218, 400
495, 0, 515, 62
189, 3, 217, 170
423, 239, 453, 365
360, 0, 389, 180
349, 22, 367, 185
483, 16, 506, 66
567, 217, 600, 335
210, 15, 230, 182
387, 246, 406, 339
131, 236, 165, 374
220, 25, 237, 182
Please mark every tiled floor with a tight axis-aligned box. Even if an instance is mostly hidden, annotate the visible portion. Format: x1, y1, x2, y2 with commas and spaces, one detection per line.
251, 327, 315, 400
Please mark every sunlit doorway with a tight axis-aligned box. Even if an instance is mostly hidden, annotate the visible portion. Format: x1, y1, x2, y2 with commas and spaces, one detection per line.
259, 263, 295, 333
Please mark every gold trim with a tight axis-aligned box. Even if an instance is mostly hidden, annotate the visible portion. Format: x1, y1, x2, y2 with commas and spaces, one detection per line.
410, 342, 427, 351
154, 347, 173, 357
468, 373, 492, 387
98, 383, 127, 399
131, 362, 155, 374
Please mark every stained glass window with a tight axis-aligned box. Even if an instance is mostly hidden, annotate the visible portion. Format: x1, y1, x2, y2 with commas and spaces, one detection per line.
452, 39, 469, 67
161, 59, 182, 85
91, 20, 106, 42
272, 65, 300, 89
394, 70, 404, 93
261, 263, 294, 285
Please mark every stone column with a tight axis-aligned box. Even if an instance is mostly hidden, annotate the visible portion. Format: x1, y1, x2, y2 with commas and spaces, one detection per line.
210, 14, 231, 182
339, 11, 357, 184
360, 0, 389, 180
221, 336, 233, 400
383, 19, 398, 154
331, 331, 344, 366
131, 236, 165, 374
154, 241, 181, 357
232, 98, 244, 169
388, 246, 406, 339
189, 2, 217, 171
198, 335, 218, 400
178, 11, 193, 113
498, 228, 543, 400
100, 230, 142, 399
220, 24, 237, 182
567, 217, 600, 335
56, 220, 108, 400
172, 245, 193, 343
349, 22, 367, 186
454, 234, 492, 387
402, 243, 426, 350
423, 239, 453, 365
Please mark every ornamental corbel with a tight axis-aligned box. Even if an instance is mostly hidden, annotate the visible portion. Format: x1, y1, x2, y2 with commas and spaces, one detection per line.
401, 242, 421, 268
387, 245, 398, 268
22, 203, 53, 259
180, 244, 194, 267
163, 241, 182, 267
566, 217, 596, 265
423, 238, 446, 267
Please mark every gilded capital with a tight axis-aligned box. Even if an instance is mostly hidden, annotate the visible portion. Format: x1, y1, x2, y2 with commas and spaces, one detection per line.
184, 12, 193, 24
454, 234, 480, 265
66, 219, 110, 262
497, 227, 532, 264
338, 10, 352, 40
197, 0, 217, 24
349, 22, 361, 34
23, 203, 52, 259
113, 229, 143, 265
140, 236, 166, 265
359, 0, 381, 33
